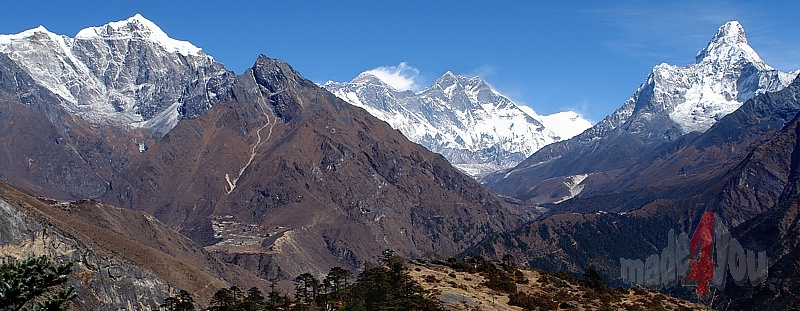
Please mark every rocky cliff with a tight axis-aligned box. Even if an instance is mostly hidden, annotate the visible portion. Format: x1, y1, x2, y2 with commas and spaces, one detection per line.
0, 180, 267, 310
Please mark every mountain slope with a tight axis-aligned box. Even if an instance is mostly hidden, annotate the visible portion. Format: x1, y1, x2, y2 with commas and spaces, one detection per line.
103, 56, 523, 278
468, 75, 800, 306
486, 21, 798, 202
0, 179, 268, 310
324, 71, 591, 178
0, 53, 147, 199
0, 14, 234, 199
548, 74, 800, 224
727, 196, 800, 309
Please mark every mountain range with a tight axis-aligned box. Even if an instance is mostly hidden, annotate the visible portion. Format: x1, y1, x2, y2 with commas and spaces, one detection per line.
469, 22, 800, 308
324, 71, 591, 178
0, 15, 525, 290
102, 55, 525, 279
485, 21, 799, 205
1, 15, 799, 309
0, 14, 233, 200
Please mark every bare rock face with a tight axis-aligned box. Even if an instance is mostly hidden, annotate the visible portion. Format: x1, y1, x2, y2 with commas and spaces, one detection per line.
104, 55, 523, 278
0, 180, 268, 310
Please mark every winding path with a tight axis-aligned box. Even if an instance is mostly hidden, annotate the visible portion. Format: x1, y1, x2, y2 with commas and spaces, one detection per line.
225, 102, 276, 194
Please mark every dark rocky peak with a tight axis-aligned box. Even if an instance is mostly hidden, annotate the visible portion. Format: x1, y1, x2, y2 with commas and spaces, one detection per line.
252, 55, 315, 94
246, 55, 320, 122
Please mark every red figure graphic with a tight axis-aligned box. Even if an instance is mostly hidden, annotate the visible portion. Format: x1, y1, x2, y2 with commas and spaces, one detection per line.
687, 212, 715, 296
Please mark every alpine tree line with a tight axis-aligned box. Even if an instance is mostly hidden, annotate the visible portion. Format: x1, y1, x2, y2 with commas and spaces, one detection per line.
162, 249, 444, 311
0, 250, 440, 311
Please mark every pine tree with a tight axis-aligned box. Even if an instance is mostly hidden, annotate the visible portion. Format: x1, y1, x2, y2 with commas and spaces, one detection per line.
266, 280, 285, 311
241, 287, 266, 311
342, 249, 442, 311
209, 287, 237, 311
294, 273, 320, 307
324, 267, 352, 302
0, 256, 76, 311
160, 290, 195, 311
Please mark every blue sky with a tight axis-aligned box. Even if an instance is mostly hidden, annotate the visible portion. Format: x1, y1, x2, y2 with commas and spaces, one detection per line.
2, 1, 798, 122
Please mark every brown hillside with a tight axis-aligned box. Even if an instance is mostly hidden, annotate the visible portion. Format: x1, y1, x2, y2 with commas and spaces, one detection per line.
103, 55, 525, 278
0, 179, 268, 309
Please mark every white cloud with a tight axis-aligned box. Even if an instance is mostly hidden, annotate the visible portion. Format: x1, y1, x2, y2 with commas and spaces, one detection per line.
364, 62, 420, 91
467, 64, 496, 79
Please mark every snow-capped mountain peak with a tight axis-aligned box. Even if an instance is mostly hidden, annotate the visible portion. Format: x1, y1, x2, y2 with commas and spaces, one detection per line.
430, 71, 485, 89
0, 15, 233, 135
486, 21, 799, 202
325, 68, 593, 178
587, 21, 798, 136
429, 71, 467, 98
499, 20, 798, 179
351, 72, 392, 87
425, 72, 507, 110
539, 111, 593, 140
695, 20, 768, 70
0, 25, 48, 39
75, 14, 202, 56
437, 70, 458, 82
0, 25, 63, 51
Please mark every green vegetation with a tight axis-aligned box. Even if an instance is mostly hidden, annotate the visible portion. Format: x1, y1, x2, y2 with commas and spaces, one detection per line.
0, 256, 76, 311
160, 290, 195, 311
163, 253, 700, 310
207, 286, 284, 311
342, 250, 443, 311
169, 249, 442, 311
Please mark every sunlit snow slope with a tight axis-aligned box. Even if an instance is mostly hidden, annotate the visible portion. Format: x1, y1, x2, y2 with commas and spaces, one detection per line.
325, 71, 592, 178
